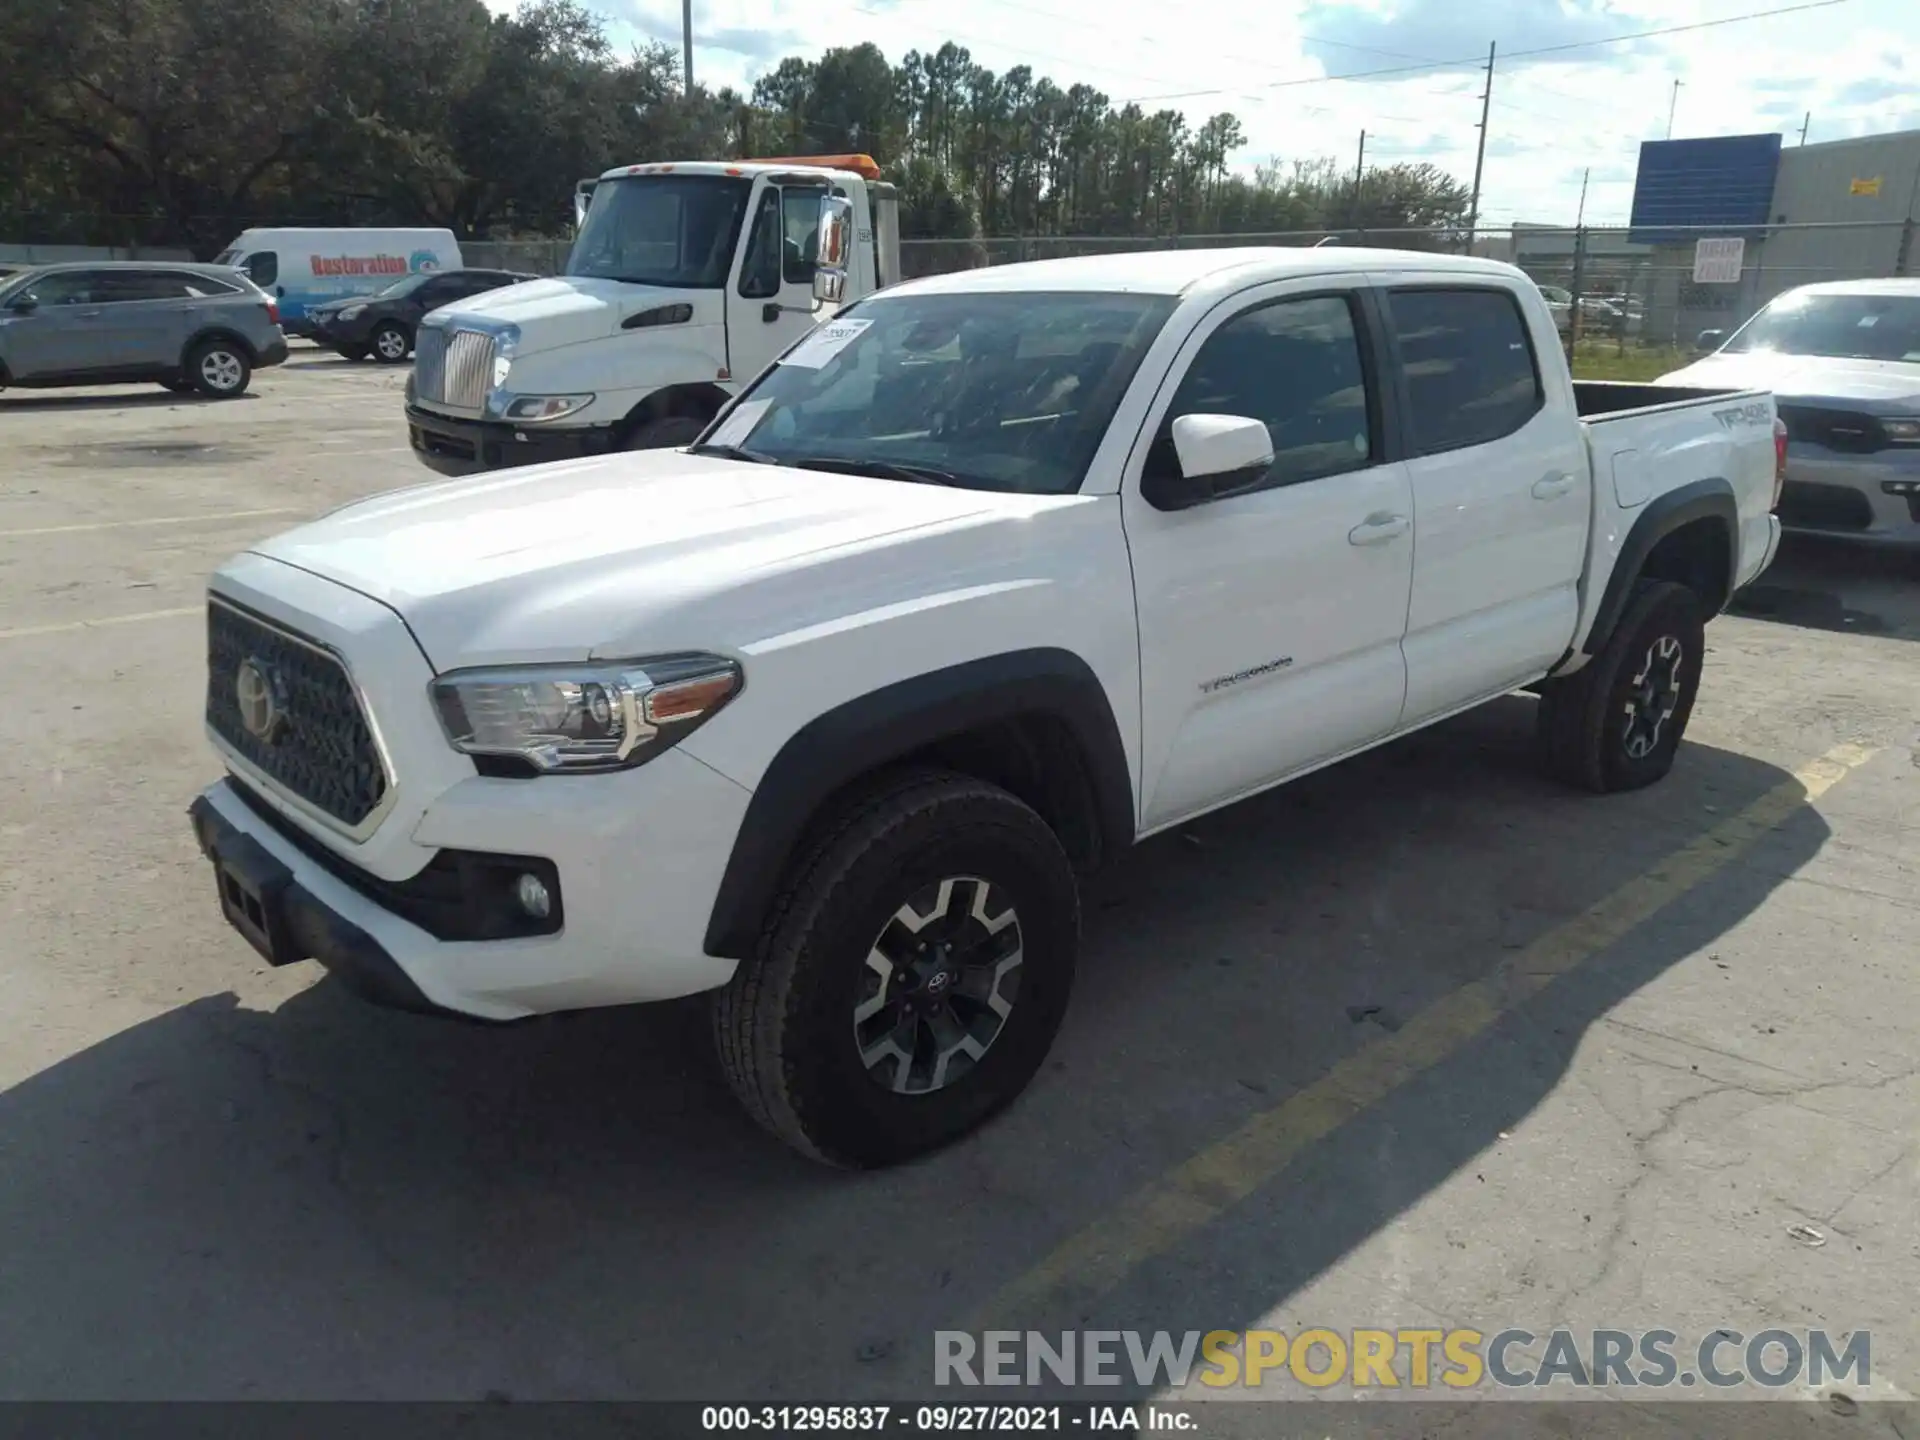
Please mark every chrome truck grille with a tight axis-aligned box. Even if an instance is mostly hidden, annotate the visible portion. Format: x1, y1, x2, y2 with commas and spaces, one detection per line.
413, 327, 496, 411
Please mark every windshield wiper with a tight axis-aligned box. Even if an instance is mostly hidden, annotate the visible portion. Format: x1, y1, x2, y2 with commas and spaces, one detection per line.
689, 442, 776, 463
783, 455, 971, 487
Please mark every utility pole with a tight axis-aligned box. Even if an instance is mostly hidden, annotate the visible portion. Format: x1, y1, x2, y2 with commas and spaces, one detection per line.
1799, 111, 1811, 145
1666, 79, 1683, 140
682, 0, 693, 94
1569, 166, 1591, 353
1466, 41, 1496, 248
1351, 130, 1366, 233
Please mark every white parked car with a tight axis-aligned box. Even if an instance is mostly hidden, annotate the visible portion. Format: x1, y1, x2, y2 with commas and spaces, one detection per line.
190, 247, 1783, 1166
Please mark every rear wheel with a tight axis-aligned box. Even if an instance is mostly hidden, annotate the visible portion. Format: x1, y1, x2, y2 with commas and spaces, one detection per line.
186, 339, 251, 398
1537, 580, 1705, 793
618, 415, 707, 451
371, 322, 411, 364
713, 769, 1080, 1168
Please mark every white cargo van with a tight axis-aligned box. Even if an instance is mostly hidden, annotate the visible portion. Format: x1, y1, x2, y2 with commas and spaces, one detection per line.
213, 228, 462, 336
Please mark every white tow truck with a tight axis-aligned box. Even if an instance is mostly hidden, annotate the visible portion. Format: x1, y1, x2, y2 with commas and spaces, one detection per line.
192, 236, 1784, 1167
403, 153, 899, 472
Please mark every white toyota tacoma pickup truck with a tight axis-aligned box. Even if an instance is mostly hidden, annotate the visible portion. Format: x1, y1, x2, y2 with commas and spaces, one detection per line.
189, 247, 1784, 1167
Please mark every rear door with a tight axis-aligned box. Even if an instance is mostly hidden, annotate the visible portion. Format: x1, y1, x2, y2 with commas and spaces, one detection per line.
1124, 279, 1415, 830
1379, 280, 1590, 724
93, 270, 205, 369
729, 181, 830, 381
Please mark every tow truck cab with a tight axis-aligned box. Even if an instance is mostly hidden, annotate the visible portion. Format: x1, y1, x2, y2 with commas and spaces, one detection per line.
405, 154, 900, 473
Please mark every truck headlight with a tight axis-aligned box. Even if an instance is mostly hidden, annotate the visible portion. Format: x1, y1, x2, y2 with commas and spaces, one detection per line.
1883, 418, 1920, 445
504, 393, 595, 423
430, 653, 742, 774
337, 303, 366, 321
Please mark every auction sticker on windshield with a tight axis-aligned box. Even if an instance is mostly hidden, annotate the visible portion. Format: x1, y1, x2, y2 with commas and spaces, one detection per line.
783, 317, 872, 369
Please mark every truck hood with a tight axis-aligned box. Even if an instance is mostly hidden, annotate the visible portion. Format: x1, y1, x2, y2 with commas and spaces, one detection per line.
431, 276, 719, 353
247, 453, 1079, 669
1659, 352, 1920, 409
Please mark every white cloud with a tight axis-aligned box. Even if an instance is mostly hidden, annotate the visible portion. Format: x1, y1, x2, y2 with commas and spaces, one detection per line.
530, 0, 1916, 228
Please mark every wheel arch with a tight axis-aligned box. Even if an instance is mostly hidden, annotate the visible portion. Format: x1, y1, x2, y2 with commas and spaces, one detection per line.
180, 326, 259, 368
619, 382, 731, 442
701, 648, 1136, 960
1582, 478, 1738, 658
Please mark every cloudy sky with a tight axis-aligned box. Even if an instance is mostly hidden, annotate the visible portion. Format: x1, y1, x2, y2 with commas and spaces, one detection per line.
590, 0, 1917, 228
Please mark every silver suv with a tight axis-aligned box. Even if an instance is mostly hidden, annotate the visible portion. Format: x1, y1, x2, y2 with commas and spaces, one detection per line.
0, 261, 289, 399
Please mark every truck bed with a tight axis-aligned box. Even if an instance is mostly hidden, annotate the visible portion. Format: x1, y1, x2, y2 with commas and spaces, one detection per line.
1572, 379, 1758, 423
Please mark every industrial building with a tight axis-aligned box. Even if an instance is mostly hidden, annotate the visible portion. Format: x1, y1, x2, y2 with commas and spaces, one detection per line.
1627, 126, 1920, 346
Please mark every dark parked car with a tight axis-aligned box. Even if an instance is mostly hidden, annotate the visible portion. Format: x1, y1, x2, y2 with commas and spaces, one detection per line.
0, 261, 287, 398
306, 268, 536, 363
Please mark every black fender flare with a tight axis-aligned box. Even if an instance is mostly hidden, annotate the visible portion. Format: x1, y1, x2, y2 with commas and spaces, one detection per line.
702, 648, 1136, 959
1582, 477, 1739, 657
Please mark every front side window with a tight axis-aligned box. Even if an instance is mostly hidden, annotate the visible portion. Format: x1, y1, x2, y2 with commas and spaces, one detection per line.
567, 174, 752, 289
1148, 294, 1375, 491
7, 271, 103, 306
782, 187, 825, 285
696, 290, 1178, 494
242, 252, 279, 287
1723, 289, 1920, 362
1388, 287, 1544, 455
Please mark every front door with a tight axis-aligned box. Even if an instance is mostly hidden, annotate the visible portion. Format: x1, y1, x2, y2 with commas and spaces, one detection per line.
727, 182, 830, 383
0, 270, 112, 378
1123, 281, 1416, 831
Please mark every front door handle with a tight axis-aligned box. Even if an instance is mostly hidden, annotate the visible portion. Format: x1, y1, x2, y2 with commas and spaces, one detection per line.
1348, 512, 1410, 546
1532, 472, 1577, 500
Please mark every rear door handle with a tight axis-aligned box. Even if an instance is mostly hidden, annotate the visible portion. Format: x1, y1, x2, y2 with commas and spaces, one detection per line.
1532, 472, 1577, 500
1348, 512, 1410, 546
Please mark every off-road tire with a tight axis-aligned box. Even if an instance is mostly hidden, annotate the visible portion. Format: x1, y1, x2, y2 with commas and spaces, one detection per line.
712, 768, 1080, 1168
1538, 580, 1706, 793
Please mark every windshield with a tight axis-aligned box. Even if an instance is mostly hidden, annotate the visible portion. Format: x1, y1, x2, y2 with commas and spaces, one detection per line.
696, 290, 1178, 494
373, 273, 431, 299
1723, 290, 1920, 363
567, 174, 752, 288
0, 269, 41, 303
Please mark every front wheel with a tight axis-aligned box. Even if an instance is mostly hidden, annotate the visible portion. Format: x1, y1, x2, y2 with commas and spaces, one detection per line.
713, 769, 1080, 1168
371, 322, 411, 364
618, 415, 707, 450
1537, 580, 1706, 793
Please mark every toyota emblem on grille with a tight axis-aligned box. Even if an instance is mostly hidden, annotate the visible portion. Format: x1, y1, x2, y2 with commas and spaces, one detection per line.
234, 657, 286, 742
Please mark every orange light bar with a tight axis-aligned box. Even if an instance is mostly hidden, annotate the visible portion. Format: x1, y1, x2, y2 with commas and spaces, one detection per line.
744, 153, 882, 180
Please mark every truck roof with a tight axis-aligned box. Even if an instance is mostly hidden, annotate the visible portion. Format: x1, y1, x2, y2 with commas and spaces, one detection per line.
597, 158, 878, 183
886, 246, 1529, 297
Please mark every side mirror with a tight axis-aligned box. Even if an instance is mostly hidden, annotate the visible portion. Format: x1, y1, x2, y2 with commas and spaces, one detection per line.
1694, 329, 1726, 354
573, 179, 597, 233
5, 295, 36, 314
812, 195, 855, 306
1141, 414, 1275, 511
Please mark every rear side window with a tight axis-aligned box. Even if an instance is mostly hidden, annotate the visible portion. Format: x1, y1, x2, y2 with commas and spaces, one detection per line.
96, 270, 238, 301
1388, 288, 1544, 454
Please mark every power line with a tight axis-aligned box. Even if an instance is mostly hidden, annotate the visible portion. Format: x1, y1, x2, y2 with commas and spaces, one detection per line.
1116, 0, 1850, 105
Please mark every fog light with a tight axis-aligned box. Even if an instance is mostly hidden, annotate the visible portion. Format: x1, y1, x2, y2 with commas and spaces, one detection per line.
514, 872, 552, 919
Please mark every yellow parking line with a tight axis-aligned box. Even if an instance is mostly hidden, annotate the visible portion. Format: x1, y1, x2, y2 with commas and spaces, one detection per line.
973, 740, 1881, 1329
0, 606, 201, 641
0, 507, 301, 539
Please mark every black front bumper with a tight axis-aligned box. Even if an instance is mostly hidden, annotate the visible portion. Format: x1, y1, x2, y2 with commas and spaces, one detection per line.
406, 403, 614, 475
188, 793, 450, 1018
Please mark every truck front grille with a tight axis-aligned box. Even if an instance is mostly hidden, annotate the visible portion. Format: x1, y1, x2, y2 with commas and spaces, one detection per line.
413, 326, 495, 411
1777, 405, 1886, 454
206, 598, 389, 829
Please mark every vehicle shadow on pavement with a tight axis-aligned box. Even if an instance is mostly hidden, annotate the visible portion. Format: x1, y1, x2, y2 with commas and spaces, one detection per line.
0, 391, 248, 413
0, 699, 1824, 1401
1731, 535, 1920, 642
